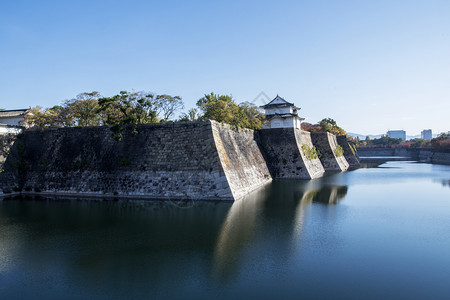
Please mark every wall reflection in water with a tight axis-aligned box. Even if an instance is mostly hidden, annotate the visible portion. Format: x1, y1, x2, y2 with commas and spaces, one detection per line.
0, 181, 348, 297
0, 197, 232, 297
213, 180, 348, 279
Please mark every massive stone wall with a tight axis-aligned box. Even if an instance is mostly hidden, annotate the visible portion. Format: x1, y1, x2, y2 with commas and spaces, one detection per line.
1, 121, 362, 200
336, 135, 360, 169
211, 122, 272, 199
258, 128, 325, 179
1, 121, 271, 200
311, 132, 349, 172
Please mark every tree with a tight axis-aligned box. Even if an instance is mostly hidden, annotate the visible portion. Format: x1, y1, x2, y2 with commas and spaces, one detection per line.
97, 91, 184, 140
23, 92, 102, 129
371, 135, 402, 146
98, 91, 160, 126
301, 118, 345, 135
195, 92, 264, 130
233, 103, 264, 130
196, 93, 235, 123
64, 91, 103, 127
156, 94, 184, 121
49, 105, 74, 127
179, 108, 200, 122
431, 133, 450, 149
196, 92, 234, 108
22, 106, 70, 129
21, 90, 184, 135
409, 138, 428, 148
318, 118, 346, 135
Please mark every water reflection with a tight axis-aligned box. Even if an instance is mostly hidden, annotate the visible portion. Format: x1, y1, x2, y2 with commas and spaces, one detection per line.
434, 179, 450, 188
2, 161, 450, 299
0, 197, 232, 297
213, 181, 348, 279
0, 182, 350, 297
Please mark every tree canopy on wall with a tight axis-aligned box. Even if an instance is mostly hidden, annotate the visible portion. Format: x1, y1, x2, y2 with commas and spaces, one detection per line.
195, 92, 264, 130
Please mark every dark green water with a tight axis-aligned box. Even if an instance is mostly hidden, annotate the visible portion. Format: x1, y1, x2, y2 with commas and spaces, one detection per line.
1, 161, 450, 299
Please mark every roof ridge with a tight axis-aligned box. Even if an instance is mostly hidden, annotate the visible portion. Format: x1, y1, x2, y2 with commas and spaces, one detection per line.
0, 108, 29, 112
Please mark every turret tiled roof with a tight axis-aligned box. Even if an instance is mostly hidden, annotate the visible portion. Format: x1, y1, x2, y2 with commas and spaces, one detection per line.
0, 109, 29, 118
261, 95, 295, 108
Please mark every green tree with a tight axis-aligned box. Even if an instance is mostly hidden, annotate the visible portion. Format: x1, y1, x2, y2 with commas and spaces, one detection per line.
64, 91, 103, 127
98, 91, 160, 126
179, 108, 200, 122
371, 135, 402, 146
197, 93, 235, 123
156, 94, 184, 121
318, 118, 346, 135
234, 103, 264, 130
22, 106, 71, 129
49, 105, 74, 127
196, 93, 264, 130
409, 138, 428, 148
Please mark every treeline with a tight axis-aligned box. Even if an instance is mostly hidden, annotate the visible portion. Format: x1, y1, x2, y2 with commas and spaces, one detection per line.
301, 118, 346, 136
23, 91, 264, 134
356, 134, 450, 150
23, 90, 350, 139
24, 91, 185, 128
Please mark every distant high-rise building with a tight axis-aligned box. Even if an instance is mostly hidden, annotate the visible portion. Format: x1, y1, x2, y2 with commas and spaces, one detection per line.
387, 130, 406, 141
421, 129, 432, 140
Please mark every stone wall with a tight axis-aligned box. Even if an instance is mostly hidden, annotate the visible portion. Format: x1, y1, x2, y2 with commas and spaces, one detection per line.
427, 151, 450, 165
1, 121, 271, 200
258, 128, 325, 179
311, 132, 349, 172
0, 132, 19, 168
0, 172, 17, 194
294, 130, 326, 178
1, 121, 363, 200
0, 132, 20, 194
336, 135, 360, 169
211, 122, 272, 199
357, 147, 450, 165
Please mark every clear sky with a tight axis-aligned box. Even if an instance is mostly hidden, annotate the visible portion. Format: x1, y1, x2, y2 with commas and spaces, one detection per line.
1, 0, 449, 135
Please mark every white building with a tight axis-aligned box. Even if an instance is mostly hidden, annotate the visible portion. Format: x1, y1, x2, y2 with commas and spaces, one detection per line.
260, 95, 304, 129
387, 130, 406, 141
0, 109, 29, 126
0, 109, 29, 134
421, 129, 432, 141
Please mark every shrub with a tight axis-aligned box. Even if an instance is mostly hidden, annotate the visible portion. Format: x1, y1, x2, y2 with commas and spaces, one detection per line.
302, 144, 321, 160
334, 145, 344, 157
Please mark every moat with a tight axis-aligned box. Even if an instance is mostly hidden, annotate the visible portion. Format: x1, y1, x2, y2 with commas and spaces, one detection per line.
1, 160, 450, 299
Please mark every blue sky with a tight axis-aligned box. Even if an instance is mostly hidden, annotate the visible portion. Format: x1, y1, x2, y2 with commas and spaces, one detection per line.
1, 0, 449, 135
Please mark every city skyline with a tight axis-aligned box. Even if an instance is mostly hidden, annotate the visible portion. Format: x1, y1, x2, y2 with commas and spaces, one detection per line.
1, 0, 449, 136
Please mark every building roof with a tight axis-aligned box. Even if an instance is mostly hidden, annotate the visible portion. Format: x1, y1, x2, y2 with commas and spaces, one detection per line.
0, 109, 29, 118
261, 95, 295, 108
387, 130, 406, 134
266, 113, 305, 120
